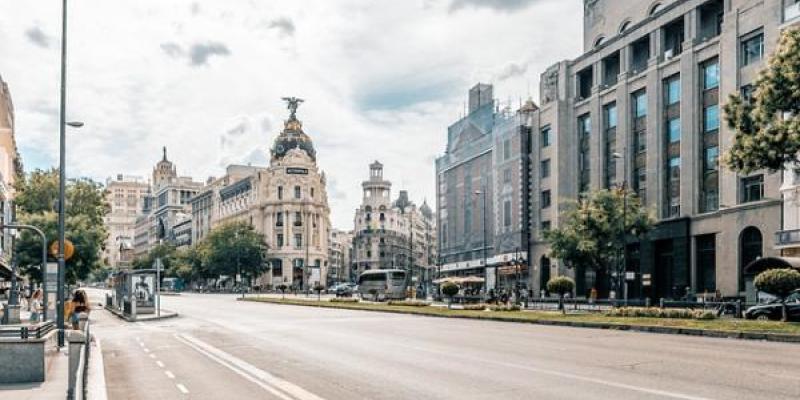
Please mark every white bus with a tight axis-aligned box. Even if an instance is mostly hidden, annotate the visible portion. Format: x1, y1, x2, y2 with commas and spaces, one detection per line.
357, 269, 407, 301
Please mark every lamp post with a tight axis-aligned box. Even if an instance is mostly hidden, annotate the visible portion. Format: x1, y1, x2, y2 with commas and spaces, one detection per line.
474, 187, 490, 293
57, 0, 84, 347
612, 150, 628, 302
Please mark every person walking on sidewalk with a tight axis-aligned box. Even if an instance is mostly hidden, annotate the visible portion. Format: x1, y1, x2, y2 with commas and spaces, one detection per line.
69, 289, 90, 329
29, 289, 42, 323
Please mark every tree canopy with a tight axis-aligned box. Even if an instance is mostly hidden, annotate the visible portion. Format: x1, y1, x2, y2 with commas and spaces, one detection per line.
754, 268, 800, 321
725, 28, 800, 173
544, 189, 653, 293
13, 169, 109, 284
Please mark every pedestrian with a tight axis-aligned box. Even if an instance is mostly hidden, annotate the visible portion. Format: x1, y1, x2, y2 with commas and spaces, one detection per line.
70, 289, 90, 330
29, 289, 43, 323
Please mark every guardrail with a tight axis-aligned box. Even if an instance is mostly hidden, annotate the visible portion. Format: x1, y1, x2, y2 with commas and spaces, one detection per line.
0, 321, 55, 340
67, 317, 90, 400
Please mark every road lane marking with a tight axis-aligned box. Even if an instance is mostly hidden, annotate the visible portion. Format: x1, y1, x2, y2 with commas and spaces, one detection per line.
393, 341, 713, 400
176, 383, 189, 394
149, 354, 156, 359
143, 348, 150, 353
175, 334, 325, 400
156, 361, 164, 368
165, 371, 175, 379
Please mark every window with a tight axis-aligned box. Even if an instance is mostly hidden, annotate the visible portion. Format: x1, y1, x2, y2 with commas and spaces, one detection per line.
541, 190, 552, 208
541, 159, 551, 178
704, 105, 719, 132
739, 227, 763, 291
503, 200, 512, 227
740, 32, 764, 66
578, 115, 591, 193
276, 213, 284, 226
294, 234, 303, 248
696, 234, 716, 292
633, 91, 647, 117
503, 168, 511, 183
277, 186, 283, 200
704, 146, 719, 171
703, 61, 719, 90
668, 118, 681, 142
294, 211, 302, 226
666, 156, 681, 217
741, 85, 755, 103
665, 76, 681, 105
311, 187, 315, 198
503, 139, 511, 160
277, 234, 284, 247
631, 36, 650, 73
787, 0, 800, 21
541, 126, 552, 147
740, 175, 764, 203
541, 221, 551, 232
605, 103, 617, 128
577, 67, 593, 99
294, 186, 301, 199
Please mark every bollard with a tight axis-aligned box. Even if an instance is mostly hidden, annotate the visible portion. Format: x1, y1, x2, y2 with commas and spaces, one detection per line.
659, 298, 665, 309
736, 300, 742, 318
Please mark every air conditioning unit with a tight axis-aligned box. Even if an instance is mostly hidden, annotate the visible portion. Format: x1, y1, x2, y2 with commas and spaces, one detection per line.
664, 49, 674, 59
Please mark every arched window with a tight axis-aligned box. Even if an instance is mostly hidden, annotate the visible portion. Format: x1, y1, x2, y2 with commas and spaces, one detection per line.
619, 20, 631, 34
739, 227, 763, 292
539, 256, 551, 293
649, 2, 664, 16
593, 36, 606, 48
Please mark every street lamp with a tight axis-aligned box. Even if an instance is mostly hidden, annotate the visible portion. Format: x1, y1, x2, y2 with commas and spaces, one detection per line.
612, 150, 628, 302
57, 0, 84, 348
473, 187, 490, 294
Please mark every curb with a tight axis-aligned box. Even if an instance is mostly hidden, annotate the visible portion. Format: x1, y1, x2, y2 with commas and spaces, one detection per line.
87, 336, 107, 400
104, 306, 179, 322
243, 298, 800, 344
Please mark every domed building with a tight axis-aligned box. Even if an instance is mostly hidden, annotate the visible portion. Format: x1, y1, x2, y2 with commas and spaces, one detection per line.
213, 97, 331, 290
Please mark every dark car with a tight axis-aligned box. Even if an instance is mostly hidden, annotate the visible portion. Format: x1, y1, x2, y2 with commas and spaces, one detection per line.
744, 291, 800, 321
334, 283, 356, 297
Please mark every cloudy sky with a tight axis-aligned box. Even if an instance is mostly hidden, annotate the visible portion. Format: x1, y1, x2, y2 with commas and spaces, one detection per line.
0, 0, 582, 228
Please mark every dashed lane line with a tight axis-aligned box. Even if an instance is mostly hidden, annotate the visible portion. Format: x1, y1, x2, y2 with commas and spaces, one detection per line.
175, 333, 325, 400
176, 383, 189, 394
156, 360, 164, 368
165, 371, 175, 379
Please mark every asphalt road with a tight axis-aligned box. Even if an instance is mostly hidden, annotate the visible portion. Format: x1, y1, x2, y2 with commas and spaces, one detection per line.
89, 290, 800, 400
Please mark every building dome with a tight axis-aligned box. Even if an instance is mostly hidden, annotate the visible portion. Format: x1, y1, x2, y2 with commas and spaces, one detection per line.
271, 97, 316, 162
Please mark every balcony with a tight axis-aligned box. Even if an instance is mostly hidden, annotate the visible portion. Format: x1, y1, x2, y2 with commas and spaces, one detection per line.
775, 229, 800, 248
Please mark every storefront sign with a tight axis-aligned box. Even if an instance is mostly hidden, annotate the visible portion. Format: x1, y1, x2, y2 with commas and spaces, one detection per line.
286, 167, 309, 175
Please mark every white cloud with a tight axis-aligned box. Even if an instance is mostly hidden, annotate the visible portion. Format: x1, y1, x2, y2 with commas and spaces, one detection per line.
0, 0, 582, 229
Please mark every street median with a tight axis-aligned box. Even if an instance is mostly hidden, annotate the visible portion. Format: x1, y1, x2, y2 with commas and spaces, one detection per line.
241, 297, 800, 343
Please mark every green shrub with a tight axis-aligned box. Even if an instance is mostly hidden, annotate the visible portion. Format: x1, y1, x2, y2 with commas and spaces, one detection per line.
329, 298, 359, 303
441, 282, 459, 297
488, 304, 521, 312
755, 268, 800, 321
605, 307, 717, 320
546, 276, 575, 296
387, 300, 430, 307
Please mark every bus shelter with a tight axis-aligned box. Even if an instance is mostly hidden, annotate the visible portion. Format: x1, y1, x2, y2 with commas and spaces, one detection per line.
111, 269, 157, 316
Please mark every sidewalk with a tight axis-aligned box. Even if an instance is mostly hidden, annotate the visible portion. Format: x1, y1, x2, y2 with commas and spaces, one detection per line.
0, 345, 69, 400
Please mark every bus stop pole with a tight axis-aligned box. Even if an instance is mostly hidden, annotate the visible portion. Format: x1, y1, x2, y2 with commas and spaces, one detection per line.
156, 258, 161, 318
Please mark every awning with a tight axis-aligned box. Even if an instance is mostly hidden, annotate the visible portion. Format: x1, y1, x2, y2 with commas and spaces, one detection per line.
433, 276, 485, 285
743, 256, 800, 276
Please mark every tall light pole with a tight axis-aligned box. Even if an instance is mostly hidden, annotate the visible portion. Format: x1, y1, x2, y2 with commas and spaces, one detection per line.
474, 187, 490, 293
612, 149, 628, 301
57, 0, 84, 347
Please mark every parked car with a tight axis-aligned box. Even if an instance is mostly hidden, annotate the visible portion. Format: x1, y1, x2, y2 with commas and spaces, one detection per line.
744, 290, 800, 321
334, 283, 356, 297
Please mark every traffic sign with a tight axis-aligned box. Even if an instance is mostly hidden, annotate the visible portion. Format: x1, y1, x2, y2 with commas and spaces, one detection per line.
49, 240, 75, 261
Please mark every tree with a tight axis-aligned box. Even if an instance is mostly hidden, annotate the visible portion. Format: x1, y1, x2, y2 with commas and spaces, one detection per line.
725, 28, 800, 173
13, 169, 109, 284
202, 222, 268, 287
544, 189, 653, 297
754, 268, 800, 322
547, 276, 575, 314
441, 282, 459, 309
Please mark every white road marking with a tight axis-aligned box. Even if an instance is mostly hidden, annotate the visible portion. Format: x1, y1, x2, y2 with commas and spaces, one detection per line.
143, 348, 150, 353
149, 354, 156, 359
175, 334, 325, 400
165, 371, 175, 379
156, 360, 164, 368
176, 383, 189, 394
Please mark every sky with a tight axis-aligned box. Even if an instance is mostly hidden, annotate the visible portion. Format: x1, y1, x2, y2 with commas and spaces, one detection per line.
0, 0, 582, 229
